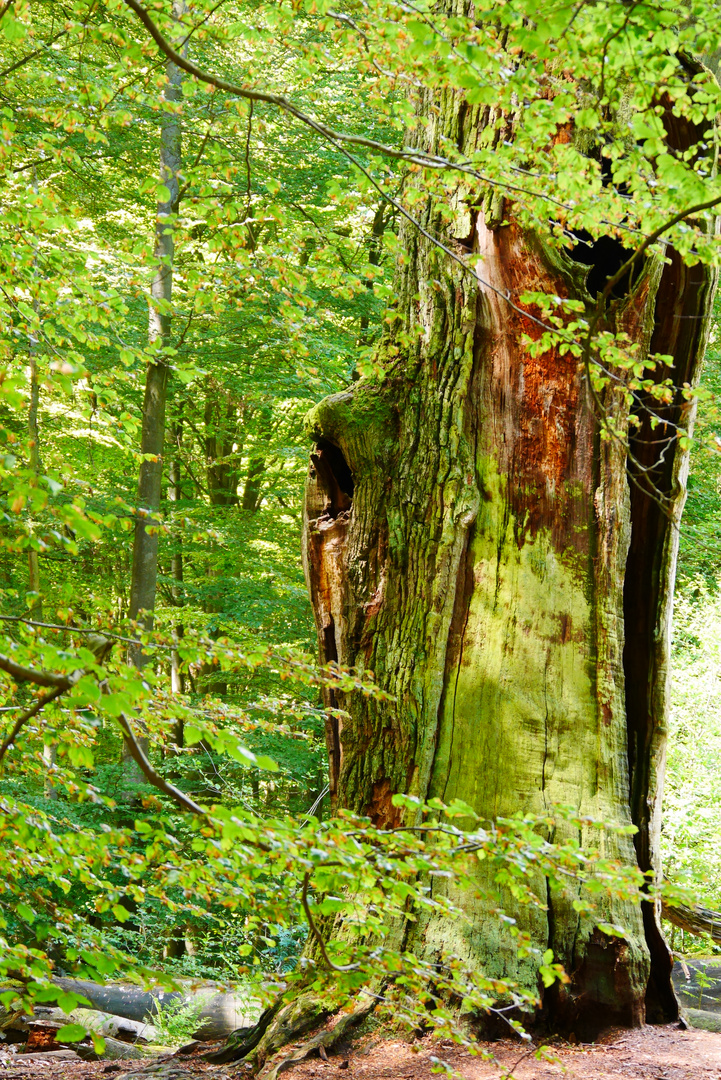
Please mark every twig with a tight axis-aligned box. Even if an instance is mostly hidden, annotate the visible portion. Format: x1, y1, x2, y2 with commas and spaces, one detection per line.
116, 711, 207, 816
598, 192, 721, 307
301, 871, 360, 972
0, 28, 68, 79
0, 685, 67, 763
119, 0, 653, 241
499, 1045, 536, 1078
0, 614, 146, 648
0, 655, 73, 688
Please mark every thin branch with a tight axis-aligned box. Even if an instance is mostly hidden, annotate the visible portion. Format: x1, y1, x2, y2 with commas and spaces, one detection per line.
116, 711, 207, 815
0, 28, 68, 79
0, 615, 150, 649
499, 1046, 537, 1077
301, 871, 360, 972
289, 201, 353, 272
176, 0, 228, 51
171, 307, 196, 352
244, 98, 253, 206
0, 645, 256, 819
330, 135, 557, 335
119, 0, 653, 241
0, 655, 73, 688
176, 120, 215, 201
0, 685, 67, 763
598, 192, 721, 307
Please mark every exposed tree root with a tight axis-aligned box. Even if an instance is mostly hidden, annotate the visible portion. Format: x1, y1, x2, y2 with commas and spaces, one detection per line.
206, 989, 376, 1077
254, 991, 376, 1080
204, 1000, 285, 1065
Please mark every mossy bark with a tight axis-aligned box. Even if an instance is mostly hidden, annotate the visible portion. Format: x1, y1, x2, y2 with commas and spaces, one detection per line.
302, 82, 716, 1034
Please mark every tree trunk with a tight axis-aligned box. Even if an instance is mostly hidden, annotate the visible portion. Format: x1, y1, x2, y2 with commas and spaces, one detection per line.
358, 202, 386, 348
27, 282, 57, 799
128, 0, 184, 650
204, 389, 239, 507
302, 86, 716, 1034
662, 900, 721, 948
168, 414, 185, 747
124, 1, 184, 778
241, 456, 265, 511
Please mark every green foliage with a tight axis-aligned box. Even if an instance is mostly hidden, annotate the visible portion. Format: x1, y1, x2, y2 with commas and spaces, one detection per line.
665, 582, 721, 922
664, 307, 721, 941
151, 994, 208, 1047
678, 303, 721, 585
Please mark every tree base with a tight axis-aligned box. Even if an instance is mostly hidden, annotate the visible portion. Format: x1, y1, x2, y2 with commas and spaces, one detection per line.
206, 991, 376, 1078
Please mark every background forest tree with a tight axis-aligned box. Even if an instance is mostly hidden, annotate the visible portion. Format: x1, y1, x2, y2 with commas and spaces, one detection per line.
1, 0, 721, 1066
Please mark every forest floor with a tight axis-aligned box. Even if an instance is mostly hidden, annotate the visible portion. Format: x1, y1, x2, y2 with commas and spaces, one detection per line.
1, 1024, 720, 1080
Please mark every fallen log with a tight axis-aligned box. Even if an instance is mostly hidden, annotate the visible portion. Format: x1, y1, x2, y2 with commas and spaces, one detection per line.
662, 899, 721, 946
76, 1036, 153, 1061
685, 1007, 721, 1034
11, 1049, 81, 1062
672, 959, 721, 1010
71, 1007, 157, 1043
52, 978, 261, 1040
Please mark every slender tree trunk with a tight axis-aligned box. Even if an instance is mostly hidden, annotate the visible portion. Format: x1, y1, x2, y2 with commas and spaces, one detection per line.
27, 166, 42, 615
128, 11, 184, 646
241, 456, 265, 511
27, 308, 58, 799
199, 543, 228, 697
169, 414, 185, 747
25, 201, 58, 800
124, 1, 184, 778
204, 389, 239, 506
302, 82, 716, 1033
27, 352, 41, 606
199, 390, 237, 696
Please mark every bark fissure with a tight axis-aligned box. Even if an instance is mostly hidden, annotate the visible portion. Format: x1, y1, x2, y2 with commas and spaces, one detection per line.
541, 649, 551, 805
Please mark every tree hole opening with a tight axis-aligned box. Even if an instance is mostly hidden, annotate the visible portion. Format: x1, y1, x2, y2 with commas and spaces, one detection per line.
323, 618, 338, 665
311, 439, 354, 518
567, 229, 635, 299
599, 155, 630, 197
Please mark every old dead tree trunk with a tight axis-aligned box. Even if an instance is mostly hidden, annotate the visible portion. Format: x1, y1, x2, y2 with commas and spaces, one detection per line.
302, 87, 716, 1033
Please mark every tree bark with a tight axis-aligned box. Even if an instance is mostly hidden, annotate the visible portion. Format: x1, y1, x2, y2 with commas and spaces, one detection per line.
27, 281, 58, 799
124, 1, 184, 779
204, 389, 239, 507
358, 203, 387, 348
241, 456, 265, 511
302, 83, 716, 1034
128, 0, 184, 652
168, 414, 185, 746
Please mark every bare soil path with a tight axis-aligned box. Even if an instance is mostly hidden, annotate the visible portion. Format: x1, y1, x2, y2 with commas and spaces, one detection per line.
290, 1025, 721, 1080
1, 1025, 719, 1080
